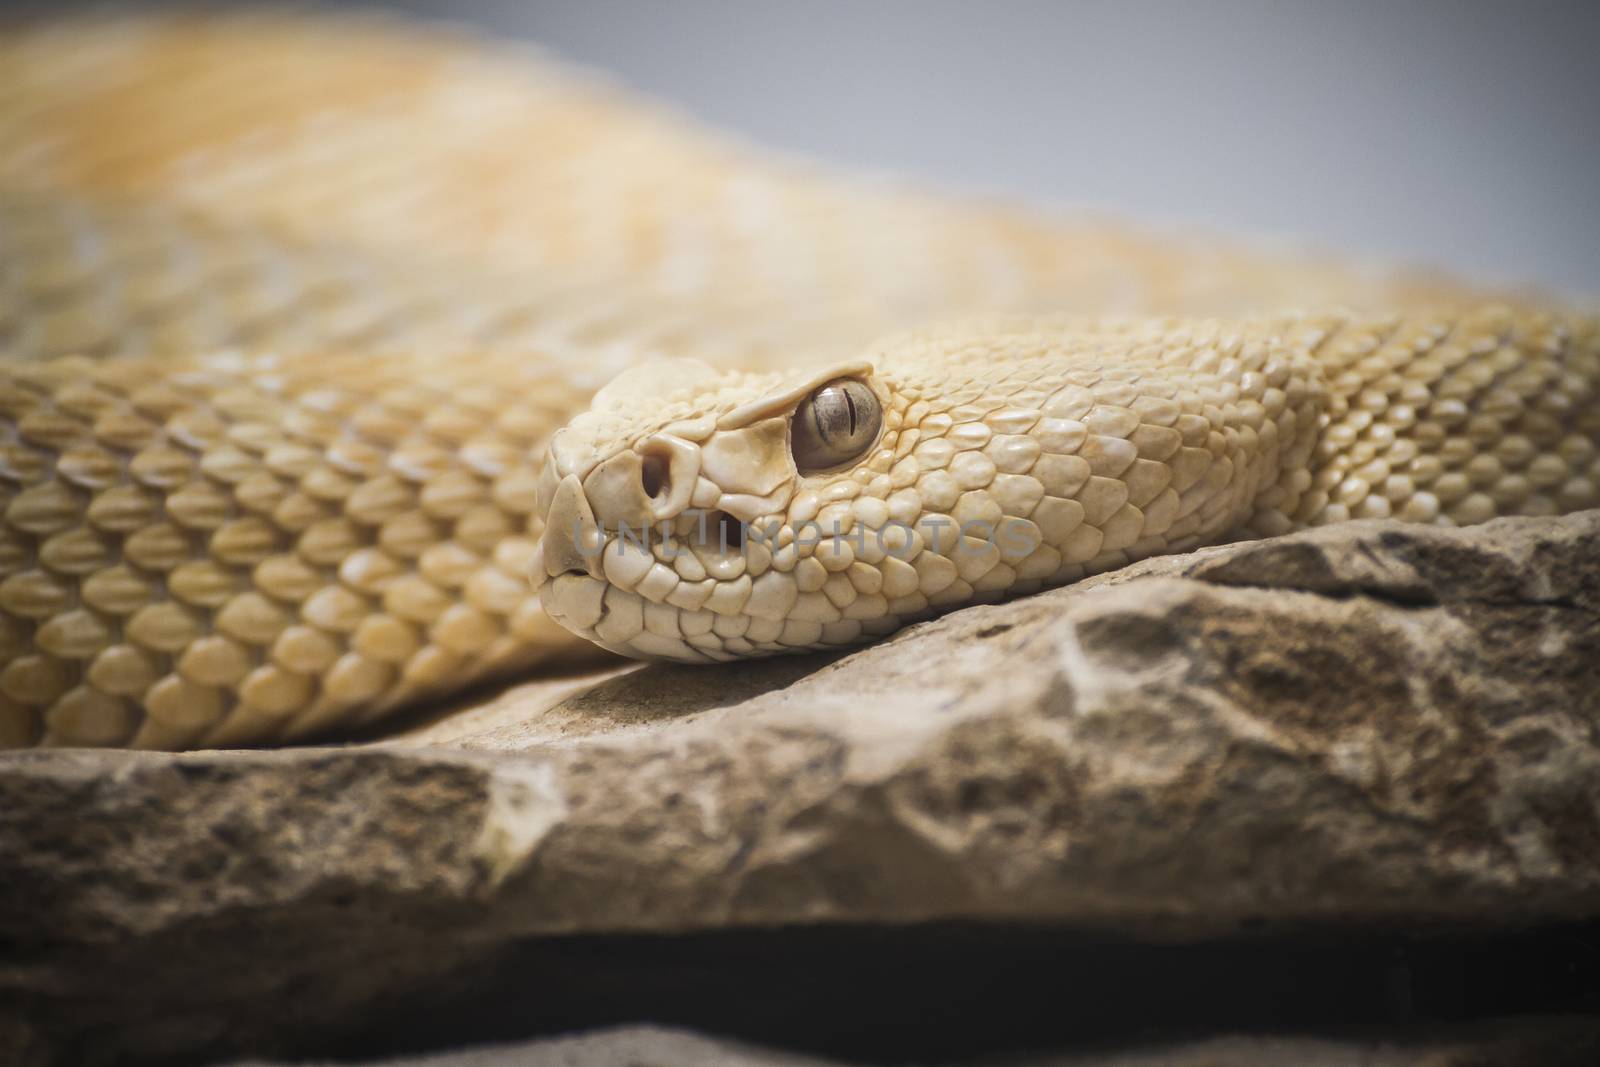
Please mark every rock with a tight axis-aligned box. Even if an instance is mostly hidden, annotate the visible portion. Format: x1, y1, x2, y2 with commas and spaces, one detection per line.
2, 512, 1598, 1065
236, 1018, 1600, 1067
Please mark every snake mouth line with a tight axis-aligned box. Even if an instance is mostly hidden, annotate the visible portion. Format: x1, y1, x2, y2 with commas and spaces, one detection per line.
535, 503, 1055, 663
544, 513, 1044, 574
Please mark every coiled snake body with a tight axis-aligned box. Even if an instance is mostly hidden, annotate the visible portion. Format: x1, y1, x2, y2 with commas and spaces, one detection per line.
0, 13, 1595, 748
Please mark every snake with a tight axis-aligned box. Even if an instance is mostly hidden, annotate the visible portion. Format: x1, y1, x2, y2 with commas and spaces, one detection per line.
0, 12, 1594, 749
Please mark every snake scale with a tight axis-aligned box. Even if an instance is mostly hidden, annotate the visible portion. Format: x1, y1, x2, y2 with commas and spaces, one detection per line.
0, 12, 1594, 749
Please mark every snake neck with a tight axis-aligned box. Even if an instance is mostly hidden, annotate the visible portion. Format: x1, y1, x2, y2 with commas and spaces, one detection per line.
1282, 307, 1600, 533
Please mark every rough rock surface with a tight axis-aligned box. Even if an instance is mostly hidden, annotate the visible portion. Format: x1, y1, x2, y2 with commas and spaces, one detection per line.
2, 512, 1599, 1065
239, 1019, 1600, 1067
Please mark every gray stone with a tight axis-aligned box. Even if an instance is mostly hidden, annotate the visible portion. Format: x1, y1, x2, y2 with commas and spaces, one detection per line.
235, 1018, 1600, 1067
2, 512, 1598, 1065
233, 1018, 1600, 1067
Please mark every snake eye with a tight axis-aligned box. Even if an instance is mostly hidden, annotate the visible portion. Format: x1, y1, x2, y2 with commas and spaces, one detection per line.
790, 378, 881, 473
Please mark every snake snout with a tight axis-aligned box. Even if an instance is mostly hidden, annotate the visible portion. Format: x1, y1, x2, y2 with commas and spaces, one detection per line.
533, 474, 603, 587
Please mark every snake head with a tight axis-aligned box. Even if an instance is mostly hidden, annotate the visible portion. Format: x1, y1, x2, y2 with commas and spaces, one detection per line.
532, 317, 1260, 664
531, 354, 905, 661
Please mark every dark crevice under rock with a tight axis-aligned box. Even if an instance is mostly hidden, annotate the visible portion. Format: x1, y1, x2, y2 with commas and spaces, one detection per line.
260, 921, 1600, 1066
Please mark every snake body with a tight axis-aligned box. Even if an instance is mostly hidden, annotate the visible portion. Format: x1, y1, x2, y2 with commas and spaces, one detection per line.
532, 311, 1599, 662
0, 13, 1594, 748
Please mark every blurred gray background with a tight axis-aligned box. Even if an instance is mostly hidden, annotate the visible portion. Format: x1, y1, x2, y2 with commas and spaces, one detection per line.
12, 1, 1600, 295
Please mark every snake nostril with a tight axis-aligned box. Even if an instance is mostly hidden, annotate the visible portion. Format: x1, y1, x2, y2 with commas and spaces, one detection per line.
640, 453, 668, 501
